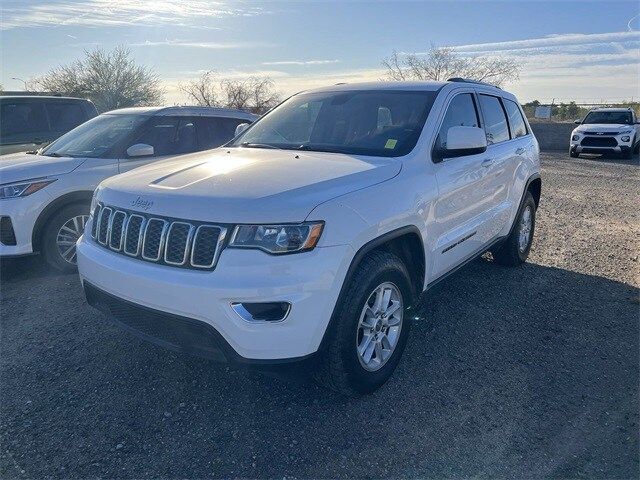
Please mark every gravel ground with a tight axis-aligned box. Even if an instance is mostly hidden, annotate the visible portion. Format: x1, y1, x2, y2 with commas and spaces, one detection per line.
1, 152, 638, 479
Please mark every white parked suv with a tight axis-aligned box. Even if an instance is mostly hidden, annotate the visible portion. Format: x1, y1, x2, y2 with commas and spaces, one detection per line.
570, 107, 640, 159
77, 80, 541, 395
0, 106, 256, 271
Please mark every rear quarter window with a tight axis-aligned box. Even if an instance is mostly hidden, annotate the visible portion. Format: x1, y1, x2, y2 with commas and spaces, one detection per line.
503, 99, 528, 138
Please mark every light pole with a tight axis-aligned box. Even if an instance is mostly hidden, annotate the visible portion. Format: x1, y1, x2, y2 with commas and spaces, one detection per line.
11, 77, 28, 90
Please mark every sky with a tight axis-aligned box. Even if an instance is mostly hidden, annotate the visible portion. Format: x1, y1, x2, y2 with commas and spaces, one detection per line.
1, 0, 639, 104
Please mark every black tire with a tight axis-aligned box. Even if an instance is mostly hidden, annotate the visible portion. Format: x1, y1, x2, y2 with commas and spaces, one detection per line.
314, 250, 413, 396
621, 147, 633, 160
569, 148, 579, 158
492, 191, 536, 267
41, 203, 90, 273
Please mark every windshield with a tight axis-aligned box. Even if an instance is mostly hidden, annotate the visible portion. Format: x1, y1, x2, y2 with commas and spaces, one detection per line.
582, 111, 633, 125
230, 90, 438, 157
41, 113, 148, 158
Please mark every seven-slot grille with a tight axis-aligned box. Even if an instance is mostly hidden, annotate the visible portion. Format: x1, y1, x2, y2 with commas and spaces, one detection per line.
90, 203, 227, 270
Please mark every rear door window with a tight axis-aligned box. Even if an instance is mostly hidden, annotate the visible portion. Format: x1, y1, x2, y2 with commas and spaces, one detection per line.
0, 102, 49, 142
196, 117, 251, 150
435, 93, 480, 151
503, 99, 528, 138
131, 117, 198, 157
46, 102, 87, 132
478, 94, 510, 144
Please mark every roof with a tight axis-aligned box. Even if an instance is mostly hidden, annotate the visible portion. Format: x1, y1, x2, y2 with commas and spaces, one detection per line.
307, 81, 449, 93
0, 95, 92, 102
105, 106, 258, 120
590, 107, 633, 112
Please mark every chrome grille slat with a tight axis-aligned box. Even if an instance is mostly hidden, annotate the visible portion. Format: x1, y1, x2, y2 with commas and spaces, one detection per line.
97, 207, 113, 245
123, 215, 145, 256
93, 203, 226, 270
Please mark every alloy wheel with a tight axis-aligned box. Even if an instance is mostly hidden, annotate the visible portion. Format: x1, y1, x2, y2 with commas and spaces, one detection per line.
356, 282, 404, 372
56, 215, 89, 264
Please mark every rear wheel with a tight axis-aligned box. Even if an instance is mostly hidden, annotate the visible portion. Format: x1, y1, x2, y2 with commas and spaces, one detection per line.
41, 203, 90, 272
492, 191, 536, 267
314, 250, 413, 396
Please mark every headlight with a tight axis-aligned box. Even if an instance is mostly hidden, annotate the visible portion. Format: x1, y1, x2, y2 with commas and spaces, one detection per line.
0, 179, 56, 200
229, 222, 324, 254
621, 136, 631, 142
619, 130, 633, 135
572, 135, 580, 141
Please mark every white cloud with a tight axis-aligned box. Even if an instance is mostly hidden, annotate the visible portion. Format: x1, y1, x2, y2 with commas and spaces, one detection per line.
447, 31, 640, 54
132, 39, 275, 49
261, 59, 340, 66
0, 0, 265, 30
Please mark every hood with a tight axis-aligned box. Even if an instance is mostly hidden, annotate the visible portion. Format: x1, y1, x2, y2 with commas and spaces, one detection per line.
99, 148, 401, 223
0, 152, 85, 184
574, 124, 632, 133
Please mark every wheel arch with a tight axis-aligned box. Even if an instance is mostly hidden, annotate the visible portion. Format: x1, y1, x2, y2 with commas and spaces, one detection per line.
318, 225, 426, 352
32, 190, 93, 252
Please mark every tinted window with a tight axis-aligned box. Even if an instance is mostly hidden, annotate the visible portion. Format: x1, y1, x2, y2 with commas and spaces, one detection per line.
132, 117, 198, 157
231, 90, 438, 157
196, 117, 250, 150
479, 95, 510, 144
503, 99, 528, 138
435, 93, 479, 150
46, 103, 86, 132
583, 111, 633, 125
0, 102, 48, 136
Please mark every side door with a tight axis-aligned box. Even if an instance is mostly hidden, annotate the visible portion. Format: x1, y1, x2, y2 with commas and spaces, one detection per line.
475, 93, 517, 241
195, 116, 252, 151
431, 91, 497, 279
118, 116, 198, 173
0, 100, 51, 153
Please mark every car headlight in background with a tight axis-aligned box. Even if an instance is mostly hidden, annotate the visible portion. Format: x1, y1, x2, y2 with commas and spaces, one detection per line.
229, 222, 324, 254
572, 135, 580, 141
0, 179, 56, 200
621, 136, 631, 142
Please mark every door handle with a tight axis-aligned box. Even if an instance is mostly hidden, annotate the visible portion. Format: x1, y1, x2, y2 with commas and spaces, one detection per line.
481, 158, 494, 168
515, 147, 526, 155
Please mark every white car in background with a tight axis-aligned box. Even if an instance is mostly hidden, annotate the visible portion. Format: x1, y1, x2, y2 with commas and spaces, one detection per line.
0, 106, 257, 271
570, 107, 639, 159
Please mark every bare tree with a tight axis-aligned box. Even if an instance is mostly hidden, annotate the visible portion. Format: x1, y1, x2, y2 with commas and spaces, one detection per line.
382, 45, 520, 87
32, 46, 164, 112
180, 72, 281, 114
179, 70, 218, 107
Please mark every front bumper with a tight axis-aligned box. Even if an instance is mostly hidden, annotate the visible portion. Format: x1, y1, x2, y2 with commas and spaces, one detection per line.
77, 236, 354, 362
0, 191, 50, 256
570, 133, 634, 155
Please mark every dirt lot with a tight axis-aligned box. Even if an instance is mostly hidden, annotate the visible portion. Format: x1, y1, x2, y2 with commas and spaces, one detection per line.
1, 152, 638, 479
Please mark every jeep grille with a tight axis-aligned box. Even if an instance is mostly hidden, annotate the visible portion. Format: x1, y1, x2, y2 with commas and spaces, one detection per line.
90, 203, 227, 270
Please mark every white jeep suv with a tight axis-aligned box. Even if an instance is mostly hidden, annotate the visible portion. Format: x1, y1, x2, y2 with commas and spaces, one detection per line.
0, 106, 256, 271
78, 80, 541, 395
570, 107, 639, 159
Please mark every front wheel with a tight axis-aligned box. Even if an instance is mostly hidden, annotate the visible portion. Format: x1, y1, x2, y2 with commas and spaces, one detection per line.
41, 203, 90, 272
314, 251, 413, 396
492, 191, 536, 267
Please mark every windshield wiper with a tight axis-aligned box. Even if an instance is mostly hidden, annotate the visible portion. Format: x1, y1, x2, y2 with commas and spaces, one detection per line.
240, 142, 280, 150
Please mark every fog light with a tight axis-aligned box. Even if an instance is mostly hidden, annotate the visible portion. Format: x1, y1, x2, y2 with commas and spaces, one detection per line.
621, 136, 630, 142
231, 302, 291, 322
572, 135, 580, 141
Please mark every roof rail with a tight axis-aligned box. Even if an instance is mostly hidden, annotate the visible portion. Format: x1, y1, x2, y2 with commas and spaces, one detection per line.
447, 77, 501, 89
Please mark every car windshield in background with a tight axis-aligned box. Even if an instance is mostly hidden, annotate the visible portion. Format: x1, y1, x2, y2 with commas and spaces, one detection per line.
583, 111, 633, 125
230, 90, 438, 157
41, 114, 148, 158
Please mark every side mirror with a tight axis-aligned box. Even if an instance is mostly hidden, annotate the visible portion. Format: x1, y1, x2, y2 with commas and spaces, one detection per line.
126, 143, 154, 158
574, 119, 581, 124
235, 123, 250, 137
438, 126, 487, 160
